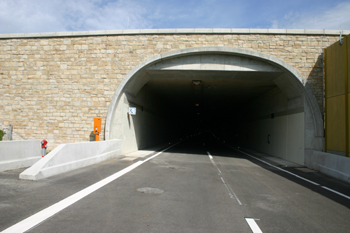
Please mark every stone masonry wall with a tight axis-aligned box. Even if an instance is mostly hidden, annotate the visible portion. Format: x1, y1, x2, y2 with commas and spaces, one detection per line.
0, 33, 339, 149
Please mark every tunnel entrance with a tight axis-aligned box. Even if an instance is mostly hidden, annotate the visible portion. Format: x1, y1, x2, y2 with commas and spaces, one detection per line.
106, 47, 323, 165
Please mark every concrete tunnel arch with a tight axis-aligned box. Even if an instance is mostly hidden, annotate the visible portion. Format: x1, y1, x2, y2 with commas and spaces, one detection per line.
105, 47, 324, 165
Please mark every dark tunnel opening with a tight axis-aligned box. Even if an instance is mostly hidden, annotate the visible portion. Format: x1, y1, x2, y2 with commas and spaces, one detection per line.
106, 49, 323, 165
141, 71, 280, 138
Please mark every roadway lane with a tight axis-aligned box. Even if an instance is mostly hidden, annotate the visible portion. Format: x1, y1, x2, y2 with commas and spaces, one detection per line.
202, 135, 350, 232
4, 133, 350, 232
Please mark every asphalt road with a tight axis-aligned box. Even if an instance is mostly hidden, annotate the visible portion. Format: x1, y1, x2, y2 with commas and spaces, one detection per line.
2, 133, 350, 232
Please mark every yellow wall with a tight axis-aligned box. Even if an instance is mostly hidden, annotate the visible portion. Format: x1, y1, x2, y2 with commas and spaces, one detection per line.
325, 34, 350, 156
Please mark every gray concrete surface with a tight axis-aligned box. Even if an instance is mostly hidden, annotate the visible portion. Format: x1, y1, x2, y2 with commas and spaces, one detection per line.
1, 134, 350, 232
19, 139, 122, 180
306, 150, 350, 183
0, 140, 41, 172
1, 28, 349, 39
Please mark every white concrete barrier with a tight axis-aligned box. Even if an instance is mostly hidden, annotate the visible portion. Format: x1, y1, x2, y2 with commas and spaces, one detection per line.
306, 150, 350, 183
20, 140, 122, 180
0, 140, 41, 172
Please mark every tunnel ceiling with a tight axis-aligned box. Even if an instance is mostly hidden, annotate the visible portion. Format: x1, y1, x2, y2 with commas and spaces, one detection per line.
142, 69, 283, 118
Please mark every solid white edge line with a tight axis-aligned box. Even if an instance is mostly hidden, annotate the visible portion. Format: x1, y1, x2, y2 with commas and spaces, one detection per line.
245, 218, 263, 233
225, 144, 350, 201
228, 146, 320, 186
321, 186, 350, 200
1, 142, 181, 233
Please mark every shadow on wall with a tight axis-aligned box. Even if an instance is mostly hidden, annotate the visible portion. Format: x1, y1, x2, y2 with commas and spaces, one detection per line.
89, 131, 96, 141
306, 54, 324, 114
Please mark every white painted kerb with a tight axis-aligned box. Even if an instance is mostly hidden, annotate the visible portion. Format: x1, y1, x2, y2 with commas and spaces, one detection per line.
306, 150, 350, 183
0, 140, 41, 172
20, 139, 122, 180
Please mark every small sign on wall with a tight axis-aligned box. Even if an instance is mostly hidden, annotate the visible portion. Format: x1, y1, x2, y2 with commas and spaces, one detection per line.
129, 107, 136, 116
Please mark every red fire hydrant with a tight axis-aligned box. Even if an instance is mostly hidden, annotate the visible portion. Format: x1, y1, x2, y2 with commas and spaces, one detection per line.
41, 139, 48, 157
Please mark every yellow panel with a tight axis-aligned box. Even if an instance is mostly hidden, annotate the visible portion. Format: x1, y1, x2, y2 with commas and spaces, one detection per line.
347, 35, 350, 92
327, 95, 346, 152
326, 41, 346, 98
348, 93, 350, 156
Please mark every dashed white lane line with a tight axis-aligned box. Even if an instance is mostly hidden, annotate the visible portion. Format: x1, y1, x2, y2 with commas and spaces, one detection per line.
206, 151, 242, 205
1, 142, 181, 233
226, 145, 350, 200
245, 218, 263, 233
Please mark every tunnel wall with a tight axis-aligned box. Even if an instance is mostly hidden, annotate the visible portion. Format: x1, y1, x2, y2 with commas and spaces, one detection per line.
235, 88, 305, 164
110, 88, 184, 154
0, 29, 341, 149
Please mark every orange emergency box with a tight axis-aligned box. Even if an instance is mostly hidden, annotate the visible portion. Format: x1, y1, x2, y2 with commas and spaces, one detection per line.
93, 118, 101, 141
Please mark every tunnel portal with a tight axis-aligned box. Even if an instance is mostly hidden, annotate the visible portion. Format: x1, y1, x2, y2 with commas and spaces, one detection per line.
106, 47, 323, 165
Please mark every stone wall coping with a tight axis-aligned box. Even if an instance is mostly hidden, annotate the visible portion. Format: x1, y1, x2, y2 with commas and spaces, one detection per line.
0, 28, 349, 39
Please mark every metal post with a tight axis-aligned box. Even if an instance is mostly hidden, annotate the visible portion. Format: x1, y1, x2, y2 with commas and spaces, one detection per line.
7, 124, 13, 141
41, 140, 48, 157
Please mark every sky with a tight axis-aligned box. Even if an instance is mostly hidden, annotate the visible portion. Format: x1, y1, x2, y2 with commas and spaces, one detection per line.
0, 0, 350, 34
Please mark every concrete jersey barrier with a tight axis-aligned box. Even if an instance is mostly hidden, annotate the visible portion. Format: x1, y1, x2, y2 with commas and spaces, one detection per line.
0, 140, 41, 172
306, 150, 350, 183
20, 139, 122, 180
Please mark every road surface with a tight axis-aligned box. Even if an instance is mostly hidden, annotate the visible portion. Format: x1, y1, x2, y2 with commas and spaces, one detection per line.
1, 133, 350, 232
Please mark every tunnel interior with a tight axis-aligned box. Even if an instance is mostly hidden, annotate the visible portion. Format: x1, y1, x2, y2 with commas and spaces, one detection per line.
108, 51, 318, 165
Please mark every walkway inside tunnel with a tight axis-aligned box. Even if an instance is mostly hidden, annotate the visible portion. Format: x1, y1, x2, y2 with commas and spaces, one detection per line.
107, 48, 323, 166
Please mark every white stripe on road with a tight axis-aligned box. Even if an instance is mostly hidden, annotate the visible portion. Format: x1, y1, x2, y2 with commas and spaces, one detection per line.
228, 146, 320, 186
207, 151, 213, 160
245, 218, 263, 233
321, 186, 350, 200
207, 151, 242, 205
220, 177, 242, 205
226, 145, 350, 200
1, 142, 181, 233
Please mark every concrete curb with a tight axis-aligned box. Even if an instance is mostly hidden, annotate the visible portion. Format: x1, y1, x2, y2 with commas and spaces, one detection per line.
20, 140, 122, 180
0, 140, 41, 172
306, 150, 350, 183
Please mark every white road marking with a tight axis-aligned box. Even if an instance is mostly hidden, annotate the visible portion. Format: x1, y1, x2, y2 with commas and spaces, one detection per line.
245, 218, 263, 233
207, 151, 213, 159
225, 144, 350, 201
228, 146, 320, 186
220, 177, 242, 205
1, 142, 181, 233
321, 186, 350, 200
207, 151, 242, 205
207, 151, 222, 174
